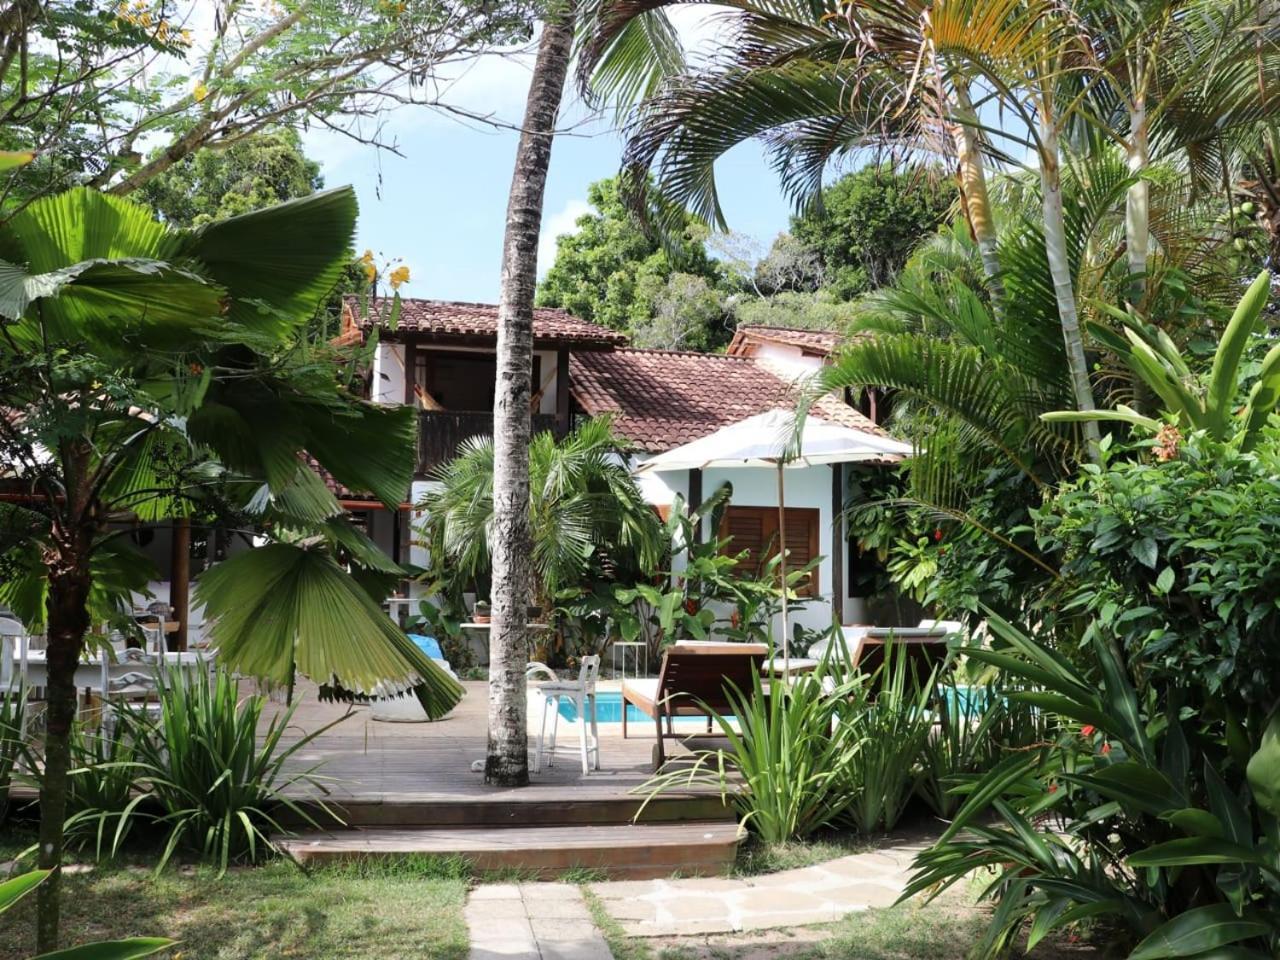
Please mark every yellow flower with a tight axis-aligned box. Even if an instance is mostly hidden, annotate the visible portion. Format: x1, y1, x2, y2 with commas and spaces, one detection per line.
360, 249, 375, 264
193, 82, 208, 103
389, 265, 411, 289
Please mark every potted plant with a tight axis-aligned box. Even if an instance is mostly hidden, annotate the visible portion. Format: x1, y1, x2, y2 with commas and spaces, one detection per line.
472, 599, 491, 624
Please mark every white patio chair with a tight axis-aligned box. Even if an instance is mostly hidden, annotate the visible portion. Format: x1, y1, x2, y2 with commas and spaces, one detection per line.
0, 616, 30, 740
531, 656, 600, 775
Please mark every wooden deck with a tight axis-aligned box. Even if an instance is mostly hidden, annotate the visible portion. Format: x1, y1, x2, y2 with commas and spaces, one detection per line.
271, 680, 732, 827
271, 680, 743, 877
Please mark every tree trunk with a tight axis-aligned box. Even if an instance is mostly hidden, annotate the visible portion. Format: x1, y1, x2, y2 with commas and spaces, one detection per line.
1125, 98, 1150, 303
951, 83, 1004, 299
36, 535, 92, 953
1038, 119, 1102, 462
487, 6, 576, 787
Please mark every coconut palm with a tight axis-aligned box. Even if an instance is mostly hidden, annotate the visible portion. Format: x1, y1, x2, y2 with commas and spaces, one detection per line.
0, 186, 461, 949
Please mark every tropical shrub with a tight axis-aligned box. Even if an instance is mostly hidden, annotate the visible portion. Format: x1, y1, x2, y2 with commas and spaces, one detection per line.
1037, 430, 1280, 712
66, 669, 342, 875
906, 613, 1280, 959
134, 668, 341, 875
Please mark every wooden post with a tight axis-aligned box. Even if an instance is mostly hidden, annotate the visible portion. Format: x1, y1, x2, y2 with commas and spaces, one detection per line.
688, 468, 703, 512
403, 341, 417, 405
170, 517, 190, 652
831, 464, 844, 626
555, 348, 570, 437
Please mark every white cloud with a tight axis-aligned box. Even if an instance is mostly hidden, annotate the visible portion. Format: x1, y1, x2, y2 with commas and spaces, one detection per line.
538, 198, 593, 275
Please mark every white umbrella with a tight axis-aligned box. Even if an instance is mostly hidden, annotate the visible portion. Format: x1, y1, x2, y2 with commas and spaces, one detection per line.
635, 409, 911, 671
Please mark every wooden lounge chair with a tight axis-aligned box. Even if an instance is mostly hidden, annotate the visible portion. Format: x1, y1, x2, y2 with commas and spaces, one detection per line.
621, 641, 769, 768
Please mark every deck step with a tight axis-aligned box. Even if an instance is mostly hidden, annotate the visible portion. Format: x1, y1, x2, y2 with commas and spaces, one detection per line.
277, 820, 744, 879
281, 792, 735, 829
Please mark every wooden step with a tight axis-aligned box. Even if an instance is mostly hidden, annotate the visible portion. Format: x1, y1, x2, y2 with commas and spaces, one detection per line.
277, 820, 744, 879
280, 792, 735, 829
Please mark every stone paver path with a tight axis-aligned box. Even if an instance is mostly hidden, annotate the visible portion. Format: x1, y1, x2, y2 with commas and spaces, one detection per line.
588, 838, 929, 937
466, 882, 613, 960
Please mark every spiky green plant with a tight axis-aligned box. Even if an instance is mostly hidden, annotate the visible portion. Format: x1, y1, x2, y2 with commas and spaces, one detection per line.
638, 662, 866, 843
126, 668, 341, 876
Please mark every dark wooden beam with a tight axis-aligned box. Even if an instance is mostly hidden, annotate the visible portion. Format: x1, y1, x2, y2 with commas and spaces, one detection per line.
831, 464, 844, 625
688, 468, 703, 512
555, 348, 570, 437
170, 516, 191, 651
403, 341, 418, 405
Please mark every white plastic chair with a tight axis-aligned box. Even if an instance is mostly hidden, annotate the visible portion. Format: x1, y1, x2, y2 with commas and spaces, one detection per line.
532, 656, 601, 775
0, 616, 35, 740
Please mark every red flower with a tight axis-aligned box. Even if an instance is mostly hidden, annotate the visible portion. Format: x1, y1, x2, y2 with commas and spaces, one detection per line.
1101, 742, 1112, 755
933, 527, 944, 542
1048, 783, 1058, 794
1080, 725, 1095, 737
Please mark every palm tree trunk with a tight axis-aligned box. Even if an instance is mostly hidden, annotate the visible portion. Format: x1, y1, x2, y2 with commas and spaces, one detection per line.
1125, 97, 1150, 302
1038, 118, 1102, 461
487, 5, 577, 787
951, 83, 1004, 297
36, 534, 92, 952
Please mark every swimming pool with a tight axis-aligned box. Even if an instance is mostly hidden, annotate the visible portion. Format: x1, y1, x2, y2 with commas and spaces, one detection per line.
552, 691, 730, 725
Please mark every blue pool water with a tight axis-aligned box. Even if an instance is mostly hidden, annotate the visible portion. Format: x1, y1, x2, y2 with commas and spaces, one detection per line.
554, 691, 729, 725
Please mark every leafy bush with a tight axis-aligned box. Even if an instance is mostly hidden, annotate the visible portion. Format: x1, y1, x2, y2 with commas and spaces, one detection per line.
906, 613, 1280, 958
1037, 429, 1280, 710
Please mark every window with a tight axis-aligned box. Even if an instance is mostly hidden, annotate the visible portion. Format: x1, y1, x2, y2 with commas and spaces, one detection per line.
719, 506, 820, 597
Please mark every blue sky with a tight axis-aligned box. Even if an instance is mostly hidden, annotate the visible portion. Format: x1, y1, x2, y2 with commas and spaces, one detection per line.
303, 51, 796, 304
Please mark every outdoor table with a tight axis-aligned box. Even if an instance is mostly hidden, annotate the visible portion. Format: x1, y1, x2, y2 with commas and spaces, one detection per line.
19, 651, 209, 692
458, 622, 550, 668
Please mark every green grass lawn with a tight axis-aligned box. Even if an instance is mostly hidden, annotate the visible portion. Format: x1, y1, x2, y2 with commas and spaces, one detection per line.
0, 840, 470, 960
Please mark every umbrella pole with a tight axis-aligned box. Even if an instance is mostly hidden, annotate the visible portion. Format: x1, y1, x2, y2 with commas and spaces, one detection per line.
777, 460, 789, 676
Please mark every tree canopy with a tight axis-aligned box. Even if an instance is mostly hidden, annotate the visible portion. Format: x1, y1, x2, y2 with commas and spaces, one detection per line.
536, 176, 727, 343
138, 130, 323, 228
791, 166, 954, 299
0, 0, 537, 212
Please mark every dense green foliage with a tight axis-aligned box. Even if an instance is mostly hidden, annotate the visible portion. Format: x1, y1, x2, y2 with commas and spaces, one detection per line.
138, 131, 323, 228
1037, 431, 1280, 711
536, 177, 727, 345
790, 167, 953, 299
908, 613, 1280, 959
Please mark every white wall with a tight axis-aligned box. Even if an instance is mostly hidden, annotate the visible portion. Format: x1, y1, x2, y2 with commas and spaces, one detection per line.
752, 342, 824, 379
372, 342, 406, 405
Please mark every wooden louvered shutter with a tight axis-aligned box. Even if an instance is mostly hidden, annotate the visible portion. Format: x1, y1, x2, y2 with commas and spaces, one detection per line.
720, 506, 819, 597
722, 507, 771, 577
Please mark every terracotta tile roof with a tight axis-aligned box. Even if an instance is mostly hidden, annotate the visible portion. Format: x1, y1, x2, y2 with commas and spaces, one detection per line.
726, 325, 843, 357
346, 297, 627, 349
570, 348, 886, 453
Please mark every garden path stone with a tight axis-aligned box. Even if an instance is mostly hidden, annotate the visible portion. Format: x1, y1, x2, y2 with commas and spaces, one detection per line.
467, 882, 612, 960
587, 837, 922, 937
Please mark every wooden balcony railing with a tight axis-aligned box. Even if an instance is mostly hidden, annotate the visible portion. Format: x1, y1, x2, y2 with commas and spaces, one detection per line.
417, 410, 560, 475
